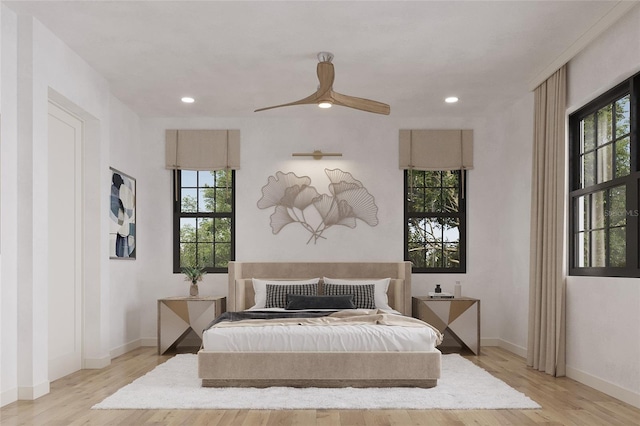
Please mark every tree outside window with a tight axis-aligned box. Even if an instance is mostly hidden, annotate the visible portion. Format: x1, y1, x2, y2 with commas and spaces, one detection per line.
569, 72, 640, 277
405, 170, 466, 273
174, 170, 234, 273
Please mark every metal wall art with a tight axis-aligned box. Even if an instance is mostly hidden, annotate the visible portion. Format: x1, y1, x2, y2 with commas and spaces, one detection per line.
257, 168, 378, 244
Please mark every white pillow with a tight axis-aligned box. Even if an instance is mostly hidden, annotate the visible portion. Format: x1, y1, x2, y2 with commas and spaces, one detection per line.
251, 278, 320, 309
322, 277, 392, 311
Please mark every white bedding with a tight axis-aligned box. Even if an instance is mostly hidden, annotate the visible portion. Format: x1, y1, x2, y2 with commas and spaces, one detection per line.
202, 310, 440, 352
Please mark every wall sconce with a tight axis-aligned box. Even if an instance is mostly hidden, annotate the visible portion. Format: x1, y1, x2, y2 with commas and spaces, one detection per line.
291, 150, 342, 160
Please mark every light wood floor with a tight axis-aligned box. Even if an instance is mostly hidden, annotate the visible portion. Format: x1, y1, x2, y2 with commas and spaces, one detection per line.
1, 346, 638, 426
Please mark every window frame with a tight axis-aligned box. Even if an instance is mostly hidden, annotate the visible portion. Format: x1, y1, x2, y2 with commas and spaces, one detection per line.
568, 72, 640, 277
172, 169, 236, 274
404, 169, 467, 273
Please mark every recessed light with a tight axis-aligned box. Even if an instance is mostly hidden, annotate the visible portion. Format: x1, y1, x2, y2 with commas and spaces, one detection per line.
181, 97, 195, 104
445, 96, 459, 104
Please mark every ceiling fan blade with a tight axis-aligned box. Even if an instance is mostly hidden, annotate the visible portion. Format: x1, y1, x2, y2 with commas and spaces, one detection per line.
332, 91, 390, 115
254, 91, 320, 112
316, 62, 335, 94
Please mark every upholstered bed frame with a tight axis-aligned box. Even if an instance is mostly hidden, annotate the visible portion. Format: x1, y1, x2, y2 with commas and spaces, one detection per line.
197, 261, 441, 387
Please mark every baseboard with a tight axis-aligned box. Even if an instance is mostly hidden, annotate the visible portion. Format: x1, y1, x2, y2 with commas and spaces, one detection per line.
140, 337, 157, 347
480, 338, 500, 347
497, 339, 527, 358
1, 388, 18, 407
566, 365, 640, 409
17, 380, 49, 400
489, 339, 640, 409
110, 339, 143, 359
83, 355, 111, 369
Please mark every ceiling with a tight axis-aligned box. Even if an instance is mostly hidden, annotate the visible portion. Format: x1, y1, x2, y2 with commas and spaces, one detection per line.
4, 1, 632, 118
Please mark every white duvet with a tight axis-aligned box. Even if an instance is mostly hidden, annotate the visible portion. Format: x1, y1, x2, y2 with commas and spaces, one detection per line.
202, 309, 441, 352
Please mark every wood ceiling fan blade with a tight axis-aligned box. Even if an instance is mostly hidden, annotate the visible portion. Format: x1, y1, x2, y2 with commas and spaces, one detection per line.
254, 92, 320, 112
316, 62, 335, 94
331, 92, 390, 115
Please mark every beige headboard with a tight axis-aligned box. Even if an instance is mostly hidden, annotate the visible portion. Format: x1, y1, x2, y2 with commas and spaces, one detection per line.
228, 262, 412, 315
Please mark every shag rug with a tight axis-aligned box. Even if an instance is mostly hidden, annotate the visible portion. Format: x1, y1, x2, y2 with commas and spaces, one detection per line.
92, 354, 540, 410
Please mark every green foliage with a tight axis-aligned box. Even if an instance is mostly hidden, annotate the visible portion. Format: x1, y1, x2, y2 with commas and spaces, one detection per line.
407, 170, 461, 269
577, 94, 630, 268
180, 265, 206, 284
178, 170, 232, 270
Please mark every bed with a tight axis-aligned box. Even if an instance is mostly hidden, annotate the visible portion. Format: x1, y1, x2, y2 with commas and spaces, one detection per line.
197, 261, 442, 388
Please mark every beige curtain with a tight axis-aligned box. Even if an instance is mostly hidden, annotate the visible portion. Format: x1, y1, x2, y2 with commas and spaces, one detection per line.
527, 65, 567, 377
399, 129, 474, 171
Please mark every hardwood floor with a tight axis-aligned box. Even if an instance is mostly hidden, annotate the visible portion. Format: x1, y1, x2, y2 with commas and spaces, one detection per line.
1, 346, 638, 425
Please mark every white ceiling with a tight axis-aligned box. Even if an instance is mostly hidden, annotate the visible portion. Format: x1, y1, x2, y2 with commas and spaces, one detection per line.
4, 1, 631, 118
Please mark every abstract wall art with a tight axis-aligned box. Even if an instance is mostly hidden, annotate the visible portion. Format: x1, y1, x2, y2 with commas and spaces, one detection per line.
109, 167, 136, 259
257, 168, 378, 244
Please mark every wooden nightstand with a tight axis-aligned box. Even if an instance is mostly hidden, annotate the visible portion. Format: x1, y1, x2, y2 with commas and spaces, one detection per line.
412, 296, 480, 355
157, 296, 226, 354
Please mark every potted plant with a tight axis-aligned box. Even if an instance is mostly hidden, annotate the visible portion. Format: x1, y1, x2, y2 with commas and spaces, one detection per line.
181, 265, 206, 297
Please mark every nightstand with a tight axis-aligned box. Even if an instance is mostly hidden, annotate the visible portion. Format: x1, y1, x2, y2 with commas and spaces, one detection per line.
157, 296, 226, 354
412, 296, 480, 355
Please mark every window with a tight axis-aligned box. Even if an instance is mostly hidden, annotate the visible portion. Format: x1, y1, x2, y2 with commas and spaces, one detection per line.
173, 170, 235, 273
405, 170, 466, 273
569, 72, 639, 277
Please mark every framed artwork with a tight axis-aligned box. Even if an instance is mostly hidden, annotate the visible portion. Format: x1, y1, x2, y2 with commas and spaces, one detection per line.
109, 167, 136, 259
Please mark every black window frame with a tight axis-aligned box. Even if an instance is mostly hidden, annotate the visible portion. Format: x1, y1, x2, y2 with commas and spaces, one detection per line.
172, 169, 236, 274
568, 72, 640, 277
404, 169, 467, 273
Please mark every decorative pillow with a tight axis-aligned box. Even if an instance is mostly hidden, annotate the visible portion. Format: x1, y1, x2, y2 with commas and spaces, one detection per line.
265, 283, 319, 309
323, 277, 392, 310
251, 278, 320, 309
285, 294, 356, 310
323, 283, 376, 309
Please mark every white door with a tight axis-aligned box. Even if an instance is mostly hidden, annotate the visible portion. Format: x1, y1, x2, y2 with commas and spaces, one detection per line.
48, 102, 83, 381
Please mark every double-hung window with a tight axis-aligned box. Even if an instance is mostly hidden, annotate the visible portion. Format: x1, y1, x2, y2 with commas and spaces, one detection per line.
173, 169, 235, 273
569, 72, 639, 276
405, 170, 466, 273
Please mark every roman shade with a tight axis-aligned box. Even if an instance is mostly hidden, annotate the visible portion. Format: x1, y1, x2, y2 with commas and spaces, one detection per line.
165, 129, 240, 171
399, 129, 473, 171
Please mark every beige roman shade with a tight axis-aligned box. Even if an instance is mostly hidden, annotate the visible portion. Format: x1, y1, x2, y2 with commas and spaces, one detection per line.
399, 129, 473, 171
165, 129, 240, 171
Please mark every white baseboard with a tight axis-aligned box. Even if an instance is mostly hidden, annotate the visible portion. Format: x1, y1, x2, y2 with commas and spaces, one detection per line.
486, 339, 640, 409
83, 355, 111, 369
17, 380, 49, 400
110, 339, 143, 359
498, 339, 527, 358
1, 388, 18, 407
480, 338, 500, 347
566, 365, 640, 409
140, 338, 157, 347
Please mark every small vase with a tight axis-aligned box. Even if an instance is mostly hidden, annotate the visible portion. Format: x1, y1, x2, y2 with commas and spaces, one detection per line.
189, 283, 199, 297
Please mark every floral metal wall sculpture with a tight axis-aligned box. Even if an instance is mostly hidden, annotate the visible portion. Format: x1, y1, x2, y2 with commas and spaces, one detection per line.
257, 169, 379, 244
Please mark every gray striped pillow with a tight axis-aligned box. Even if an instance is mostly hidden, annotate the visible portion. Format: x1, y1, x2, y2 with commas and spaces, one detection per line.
323, 283, 376, 309
265, 283, 318, 309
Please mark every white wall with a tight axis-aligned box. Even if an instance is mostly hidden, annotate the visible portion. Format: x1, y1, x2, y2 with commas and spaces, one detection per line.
565, 5, 640, 408
137, 115, 509, 346
474, 93, 534, 355
0, 8, 142, 406
107, 95, 141, 357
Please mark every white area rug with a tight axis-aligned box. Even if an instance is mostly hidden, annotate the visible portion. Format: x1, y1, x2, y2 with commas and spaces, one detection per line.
93, 354, 540, 410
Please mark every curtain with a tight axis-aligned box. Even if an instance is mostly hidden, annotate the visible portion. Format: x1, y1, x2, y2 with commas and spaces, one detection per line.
165, 129, 240, 171
399, 129, 474, 171
527, 65, 567, 377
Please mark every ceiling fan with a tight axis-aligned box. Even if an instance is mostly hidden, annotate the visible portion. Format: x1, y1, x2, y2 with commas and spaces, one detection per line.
255, 52, 390, 115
